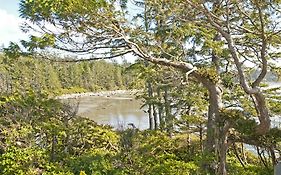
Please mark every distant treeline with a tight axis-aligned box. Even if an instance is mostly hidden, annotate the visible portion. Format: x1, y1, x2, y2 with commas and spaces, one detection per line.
0, 54, 139, 95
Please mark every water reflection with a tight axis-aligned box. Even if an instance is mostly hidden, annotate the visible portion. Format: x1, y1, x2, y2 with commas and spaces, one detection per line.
65, 82, 281, 131
73, 95, 148, 130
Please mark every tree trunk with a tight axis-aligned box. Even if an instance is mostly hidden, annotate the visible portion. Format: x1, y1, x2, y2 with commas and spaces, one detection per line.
50, 134, 57, 162
153, 104, 158, 129
206, 84, 222, 152
199, 123, 204, 153
218, 132, 228, 175
147, 81, 154, 130
164, 86, 172, 133
217, 120, 230, 175
252, 93, 271, 134
157, 88, 164, 129
270, 146, 277, 166
202, 82, 223, 174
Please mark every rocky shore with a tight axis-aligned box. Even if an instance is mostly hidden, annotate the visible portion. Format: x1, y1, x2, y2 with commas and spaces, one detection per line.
56, 89, 140, 100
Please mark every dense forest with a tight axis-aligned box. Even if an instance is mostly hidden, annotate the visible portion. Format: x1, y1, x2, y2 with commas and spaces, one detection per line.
0, 54, 138, 95
1, 0, 281, 175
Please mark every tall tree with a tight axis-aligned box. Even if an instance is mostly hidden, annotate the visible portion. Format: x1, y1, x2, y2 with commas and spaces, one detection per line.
11, 0, 281, 174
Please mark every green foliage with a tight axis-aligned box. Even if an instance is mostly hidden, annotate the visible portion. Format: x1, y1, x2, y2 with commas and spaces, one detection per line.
227, 157, 273, 175
0, 54, 137, 96
197, 67, 220, 83
117, 130, 201, 175
2, 42, 23, 59
0, 91, 275, 174
2, 0, 281, 174
219, 109, 257, 135
21, 34, 56, 52
0, 91, 122, 174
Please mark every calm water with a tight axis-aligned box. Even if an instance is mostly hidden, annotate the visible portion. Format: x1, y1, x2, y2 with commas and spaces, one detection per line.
71, 94, 149, 130
66, 82, 281, 130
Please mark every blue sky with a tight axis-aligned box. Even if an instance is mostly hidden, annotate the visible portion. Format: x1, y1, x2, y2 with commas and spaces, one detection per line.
0, 0, 28, 47
0, 0, 19, 15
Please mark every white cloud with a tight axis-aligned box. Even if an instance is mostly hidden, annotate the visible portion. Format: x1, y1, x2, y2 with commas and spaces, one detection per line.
0, 9, 28, 47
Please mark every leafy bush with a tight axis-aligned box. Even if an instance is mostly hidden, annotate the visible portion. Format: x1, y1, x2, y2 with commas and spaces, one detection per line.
0, 91, 275, 175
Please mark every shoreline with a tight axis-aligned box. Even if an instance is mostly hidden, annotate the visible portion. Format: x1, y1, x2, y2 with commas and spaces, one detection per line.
56, 89, 140, 100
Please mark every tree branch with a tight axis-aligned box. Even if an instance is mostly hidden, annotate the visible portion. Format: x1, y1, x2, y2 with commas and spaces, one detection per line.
252, 5, 267, 88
